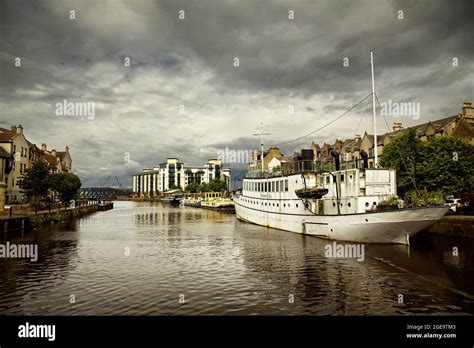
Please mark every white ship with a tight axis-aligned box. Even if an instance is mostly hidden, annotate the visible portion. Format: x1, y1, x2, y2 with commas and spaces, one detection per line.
234, 52, 449, 244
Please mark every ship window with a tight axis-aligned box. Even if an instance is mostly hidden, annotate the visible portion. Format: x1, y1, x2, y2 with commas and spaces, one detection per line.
341, 174, 344, 182
296, 204, 298, 208
365, 202, 369, 207
265, 182, 268, 191
277, 204, 279, 207
284, 204, 286, 207
280, 180, 284, 191
276, 181, 280, 191
272, 182, 275, 192
373, 202, 377, 205
348, 202, 351, 207
350, 175, 353, 181
273, 203, 275, 206
340, 203, 343, 207
285, 180, 288, 191
333, 202, 336, 207
326, 176, 330, 184
305, 203, 309, 209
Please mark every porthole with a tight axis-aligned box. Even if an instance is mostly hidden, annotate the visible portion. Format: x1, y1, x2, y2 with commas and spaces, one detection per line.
340, 203, 343, 207
348, 202, 351, 207
296, 204, 299, 208
373, 202, 377, 205
284, 204, 286, 207
305, 203, 309, 209
365, 202, 369, 207
277, 204, 279, 207
333, 202, 336, 207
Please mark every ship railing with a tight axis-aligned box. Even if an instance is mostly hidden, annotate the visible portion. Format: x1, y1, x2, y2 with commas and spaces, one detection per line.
246, 159, 371, 179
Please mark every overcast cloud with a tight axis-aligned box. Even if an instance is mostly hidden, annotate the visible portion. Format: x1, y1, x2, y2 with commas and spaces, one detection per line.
0, 0, 472, 186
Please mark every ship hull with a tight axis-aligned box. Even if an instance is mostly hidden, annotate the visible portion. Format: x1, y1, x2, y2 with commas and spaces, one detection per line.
234, 200, 449, 244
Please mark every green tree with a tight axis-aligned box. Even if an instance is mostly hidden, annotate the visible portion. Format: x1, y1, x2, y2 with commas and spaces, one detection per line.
380, 131, 474, 196
199, 182, 210, 192
50, 172, 82, 204
417, 137, 474, 195
185, 182, 200, 193
18, 160, 52, 205
207, 178, 228, 192
379, 129, 423, 195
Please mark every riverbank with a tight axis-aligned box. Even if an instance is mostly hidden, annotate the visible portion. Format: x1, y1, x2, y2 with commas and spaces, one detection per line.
421, 215, 474, 238
0, 202, 113, 234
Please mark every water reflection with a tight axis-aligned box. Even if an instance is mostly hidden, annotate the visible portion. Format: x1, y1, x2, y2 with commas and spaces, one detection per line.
0, 201, 473, 315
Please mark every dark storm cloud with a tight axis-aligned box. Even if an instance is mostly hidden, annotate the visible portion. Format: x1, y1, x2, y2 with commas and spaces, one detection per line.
0, 0, 472, 186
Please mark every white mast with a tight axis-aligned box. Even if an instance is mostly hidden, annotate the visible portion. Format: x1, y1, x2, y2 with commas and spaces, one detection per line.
370, 50, 378, 168
253, 122, 271, 173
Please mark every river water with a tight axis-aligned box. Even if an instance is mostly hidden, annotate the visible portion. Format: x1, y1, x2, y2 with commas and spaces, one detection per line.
1, 201, 473, 315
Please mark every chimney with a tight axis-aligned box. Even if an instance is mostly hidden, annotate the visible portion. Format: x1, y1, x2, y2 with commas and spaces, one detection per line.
462, 102, 473, 117
65, 146, 69, 152
41, 143, 47, 151
17, 124, 23, 134
392, 122, 404, 131
10, 125, 17, 133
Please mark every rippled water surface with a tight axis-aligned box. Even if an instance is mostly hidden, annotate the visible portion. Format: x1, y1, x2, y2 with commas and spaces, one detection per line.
1, 201, 473, 315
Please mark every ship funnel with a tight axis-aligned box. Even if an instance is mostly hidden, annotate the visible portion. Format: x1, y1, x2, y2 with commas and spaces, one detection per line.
330, 149, 340, 171
360, 150, 368, 168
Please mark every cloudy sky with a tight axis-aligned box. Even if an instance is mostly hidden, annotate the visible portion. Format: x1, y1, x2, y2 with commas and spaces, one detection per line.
0, 0, 472, 187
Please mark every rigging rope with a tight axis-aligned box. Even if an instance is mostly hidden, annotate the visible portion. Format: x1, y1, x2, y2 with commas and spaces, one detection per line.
270, 92, 373, 147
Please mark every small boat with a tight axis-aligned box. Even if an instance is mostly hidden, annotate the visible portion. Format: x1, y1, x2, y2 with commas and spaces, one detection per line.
170, 194, 183, 207
200, 192, 235, 213
295, 187, 329, 199
201, 198, 235, 213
